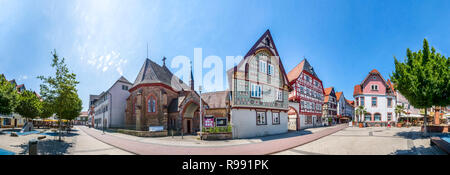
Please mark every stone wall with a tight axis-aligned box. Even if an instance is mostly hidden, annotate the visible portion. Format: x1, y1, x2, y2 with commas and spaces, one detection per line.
117, 129, 168, 137
125, 85, 178, 131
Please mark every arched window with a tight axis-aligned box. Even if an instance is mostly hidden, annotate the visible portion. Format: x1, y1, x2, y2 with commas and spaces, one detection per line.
148, 95, 157, 113
364, 113, 371, 121
374, 113, 381, 121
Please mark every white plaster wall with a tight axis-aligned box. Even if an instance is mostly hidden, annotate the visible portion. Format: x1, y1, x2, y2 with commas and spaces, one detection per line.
231, 109, 288, 139
357, 95, 396, 122
109, 82, 131, 128
299, 114, 319, 129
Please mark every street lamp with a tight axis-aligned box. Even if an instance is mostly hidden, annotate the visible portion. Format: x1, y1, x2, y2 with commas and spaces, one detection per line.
199, 85, 203, 140
102, 107, 105, 134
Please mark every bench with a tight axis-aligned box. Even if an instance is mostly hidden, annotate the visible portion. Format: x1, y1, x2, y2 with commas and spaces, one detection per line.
430, 137, 450, 155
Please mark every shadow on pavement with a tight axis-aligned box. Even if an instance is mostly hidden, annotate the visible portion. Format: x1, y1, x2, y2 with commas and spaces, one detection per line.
41, 132, 79, 137
13, 139, 73, 155
249, 130, 314, 142
390, 145, 445, 155
394, 131, 426, 140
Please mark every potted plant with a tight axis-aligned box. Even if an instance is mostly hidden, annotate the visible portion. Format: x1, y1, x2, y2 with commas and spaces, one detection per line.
397, 122, 404, 128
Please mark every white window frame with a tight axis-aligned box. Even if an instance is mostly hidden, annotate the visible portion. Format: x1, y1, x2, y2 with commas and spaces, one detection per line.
371, 85, 378, 91
259, 60, 267, 73
276, 90, 283, 101
268, 64, 274, 75
272, 112, 280, 125
251, 83, 262, 98
256, 111, 267, 125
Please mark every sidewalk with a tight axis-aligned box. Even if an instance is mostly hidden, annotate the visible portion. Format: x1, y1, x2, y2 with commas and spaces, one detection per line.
70, 126, 133, 155
78, 124, 348, 155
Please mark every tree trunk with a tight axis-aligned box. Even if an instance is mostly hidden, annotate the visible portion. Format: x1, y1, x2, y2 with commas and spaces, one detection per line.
58, 119, 62, 141
423, 109, 427, 137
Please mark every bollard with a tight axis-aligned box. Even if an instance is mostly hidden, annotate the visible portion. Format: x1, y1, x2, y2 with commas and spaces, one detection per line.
171, 129, 174, 138
29, 139, 38, 155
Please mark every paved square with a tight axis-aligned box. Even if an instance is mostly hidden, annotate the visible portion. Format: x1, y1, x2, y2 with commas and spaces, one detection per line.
275, 127, 446, 155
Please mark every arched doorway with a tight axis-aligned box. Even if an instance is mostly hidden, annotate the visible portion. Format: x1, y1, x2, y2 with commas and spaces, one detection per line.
288, 106, 299, 131
181, 101, 200, 134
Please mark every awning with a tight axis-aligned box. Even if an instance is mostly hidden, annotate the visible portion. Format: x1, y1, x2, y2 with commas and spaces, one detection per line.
400, 114, 423, 118
42, 119, 69, 122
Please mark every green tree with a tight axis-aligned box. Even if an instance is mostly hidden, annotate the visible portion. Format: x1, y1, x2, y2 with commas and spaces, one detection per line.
355, 106, 367, 123
391, 39, 450, 136
0, 75, 19, 115
15, 90, 42, 121
394, 105, 405, 124
38, 50, 82, 140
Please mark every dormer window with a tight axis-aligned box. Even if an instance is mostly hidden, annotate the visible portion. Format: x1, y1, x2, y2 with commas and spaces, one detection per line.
371, 85, 378, 91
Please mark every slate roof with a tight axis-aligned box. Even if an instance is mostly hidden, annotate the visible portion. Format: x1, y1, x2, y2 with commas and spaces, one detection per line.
287, 58, 319, 83
133, 58, 191, 91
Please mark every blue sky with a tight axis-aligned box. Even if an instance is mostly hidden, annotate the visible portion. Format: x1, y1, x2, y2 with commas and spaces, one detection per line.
1, 0, 449, 111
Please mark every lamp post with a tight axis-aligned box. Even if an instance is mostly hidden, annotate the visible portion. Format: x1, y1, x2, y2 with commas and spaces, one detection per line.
102, 107, 105, 134
199, 85, 203, 140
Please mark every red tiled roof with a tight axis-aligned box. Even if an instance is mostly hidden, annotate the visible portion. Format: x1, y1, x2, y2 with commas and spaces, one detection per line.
387, 79, 397, 95
370, 69, 380, 74
287, 60, 305, 83
353, 85, 362, 96
346, 99, 354, 106
324, 87, 333, 95
324, 96, 330, 103
336, 92, 343, 101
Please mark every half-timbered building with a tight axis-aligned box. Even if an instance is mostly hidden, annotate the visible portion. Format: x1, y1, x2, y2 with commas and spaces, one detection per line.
287, 59, 325, 130
227, 30, 292, 139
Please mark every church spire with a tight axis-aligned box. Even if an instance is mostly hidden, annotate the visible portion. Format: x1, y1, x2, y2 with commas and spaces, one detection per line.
189, 61, 194, 91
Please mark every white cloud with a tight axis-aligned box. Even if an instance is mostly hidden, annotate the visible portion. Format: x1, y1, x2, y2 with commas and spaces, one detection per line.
83, 49, 127, 75
18, 75, 28, 81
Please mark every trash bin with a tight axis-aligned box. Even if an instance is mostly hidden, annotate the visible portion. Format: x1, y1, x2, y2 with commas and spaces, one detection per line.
29, 139, 38, 155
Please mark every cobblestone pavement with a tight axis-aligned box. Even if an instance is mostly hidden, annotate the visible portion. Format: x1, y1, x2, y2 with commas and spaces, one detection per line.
78, 124, 347, 155
275, 126, 446, 155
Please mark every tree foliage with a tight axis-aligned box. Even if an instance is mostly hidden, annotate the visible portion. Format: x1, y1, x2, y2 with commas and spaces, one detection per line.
391, 39, 450, 108
0, 75, 19, 115
15, 90, 42, 120
38, 50, 82, 121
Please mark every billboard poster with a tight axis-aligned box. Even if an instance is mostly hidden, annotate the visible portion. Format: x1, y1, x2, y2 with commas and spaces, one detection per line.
204, 116, 214, 128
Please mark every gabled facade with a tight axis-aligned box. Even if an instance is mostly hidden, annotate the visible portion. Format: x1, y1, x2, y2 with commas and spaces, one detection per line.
125, 58, 208, 134
287, 58, 325, 130
323, 87, 337, 125
227, 30, 291, 138
353, 69, 397, 126
345, 99, 355, 122
92, 76, 132, 129
336, 92, 353, 123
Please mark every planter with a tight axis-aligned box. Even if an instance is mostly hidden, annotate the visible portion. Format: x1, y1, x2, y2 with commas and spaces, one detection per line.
397, 123, 403, 128
116, 129, 168, 137
198, 132, 232, 140
359, 123, 363, 128
421, 125, 449, 133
